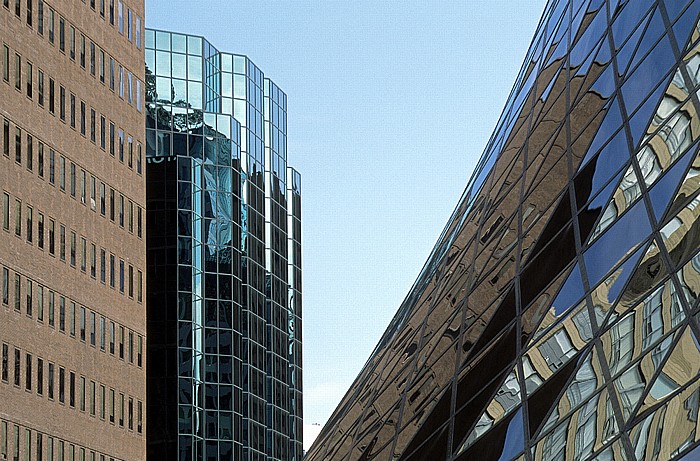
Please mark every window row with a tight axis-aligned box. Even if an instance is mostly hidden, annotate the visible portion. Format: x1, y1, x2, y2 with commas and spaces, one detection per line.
1, 344, 142, 435
0, 47, 145, 169
1, 266, 143, 367
1, 9, 143, 114
1, 194, 144, 302
0, 419, 125, 461
2, 118, 144, 236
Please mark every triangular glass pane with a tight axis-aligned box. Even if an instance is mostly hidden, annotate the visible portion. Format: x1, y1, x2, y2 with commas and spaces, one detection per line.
625, 8, 665, 76
611, 0, 655, 50
578, 100, 624, 172
673, 2, 700, 53
649, 143, 697, 220
532, 347, 604, 438
615, 10, 652, 75
667, 0, 694, 23
665, 146, 700, 222
635, 327, 700, 419
584, 202, 651, 288
628, 72, 674, 147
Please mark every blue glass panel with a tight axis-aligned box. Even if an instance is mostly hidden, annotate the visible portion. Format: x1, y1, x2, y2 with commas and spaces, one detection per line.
649, 143, 697, 220
622, 37, 675, 116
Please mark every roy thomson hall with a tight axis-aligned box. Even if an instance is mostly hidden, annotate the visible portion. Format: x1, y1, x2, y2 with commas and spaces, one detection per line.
0, 1, 303, 461
306, 0, 700, 461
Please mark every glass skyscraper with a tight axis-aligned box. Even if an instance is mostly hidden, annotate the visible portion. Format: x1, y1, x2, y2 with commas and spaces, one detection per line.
144, 29, 302, 461
307, 1, 700, 460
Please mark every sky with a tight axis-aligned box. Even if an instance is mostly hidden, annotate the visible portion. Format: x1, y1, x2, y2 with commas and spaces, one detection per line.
146, 0, 548, 451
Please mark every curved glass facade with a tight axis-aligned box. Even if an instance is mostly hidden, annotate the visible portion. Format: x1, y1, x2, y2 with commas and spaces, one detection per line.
144, 29, 302, 461
306, 1, 700, 460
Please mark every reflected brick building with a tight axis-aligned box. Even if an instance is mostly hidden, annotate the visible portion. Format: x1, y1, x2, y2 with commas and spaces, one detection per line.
306, 1, 700, 460
144, 30, 303, 461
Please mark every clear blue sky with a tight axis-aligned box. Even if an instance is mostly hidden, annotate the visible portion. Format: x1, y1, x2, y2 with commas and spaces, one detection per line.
146, 0, 547, 448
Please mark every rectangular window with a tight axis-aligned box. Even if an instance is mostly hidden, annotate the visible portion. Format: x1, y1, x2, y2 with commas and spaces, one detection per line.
59, 224, 65, 261
58, 296, 65, 331
26, 0, 31, 26
119, 392, 124, 426
128, 264, 133, 298
109, 188, 114, 221
137, 206, 142, 238
90, 108, 95, 142
48, 218, 54, 255
100, 182, 106, 215
79, 306, 85, 341
2, 192, 8, 231
119, 326, 124, 359
2, 267, 7, 305
137, 400, 142, 433
59, 156, 65, 190
14, 198, 21, 237
69, 301, 75, 337
37, 69, 43, 106
69, 25, 75, 60
117, 0, 123, 33
109, 0, 114, 24
25, 205, 32, 243
37, 142, 43, 177
26, 133, 32, 170
14, 53, 20, 90
2, 119, 8, 156
49, 149, 54, 184
1, 343, 7, 381
127, 8, 132, 41
119, 260, 124, 293
0, 422, 5, 460
128, 397, 133, 430
90, 311, 95, 346
48, 290, 54, 326
90, 243, 96, 277
90, 380, 95, 415
99, 49, 105, 83
80, 169, 86, 204
14, 0, 19, 16
100, 115, 105, 149
25, 353, 31, 390
2, 45, 8, 82
137, 335, 142, 367
47, 8, 54, 43
37, 212, 43, 249
25, 61, 32, 98
69, 93, 75, 128
69, 162, 75, 197
137, 143, 142, 175
136, 15, 141, 48
118, 194, 124, 227
80, 237, 87, 272
128, 200, 133, 232
118, 128, 124, 161
109, 57, 114, 90
79, 376, 85, 411
58, 16, 64, 51
25, 278, 32, 315
109, 254, 114, 287
109, 121, 114, 155
100, 384, 105, 419
109, 388, 115, 423
36, 357, 43, 394
59, 85, 65, 121
90, 175, 96, 210
13, 273, 20, 311
48, 77, 54, 113
36, 284, 43, 321
100, 249, 106, 283
109, 321, 115, 354
127, 136, 132, 167
80, 34, 85, 68
69, 230, 76, 267
99, 0, 104, 16
37, 0, 42, 35
47, 362, 53, 398
12, 426, 18, 461
14, 126, 20, 163
100, 316, 105, 350
69, 371, 75, 407
80, 100, 86, 135
118, 65, 123, 98
13, 348, 20, 386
